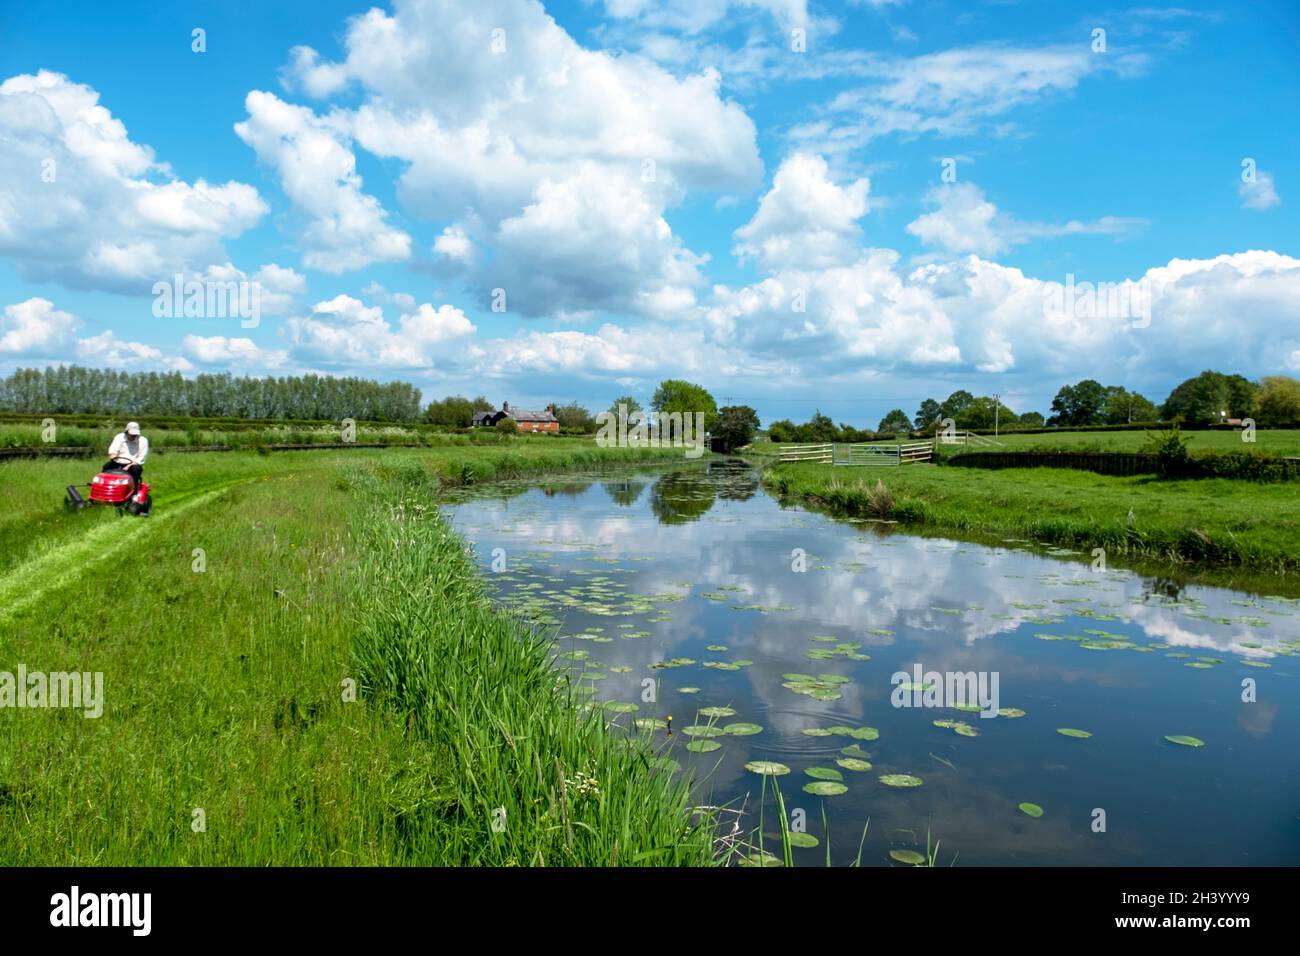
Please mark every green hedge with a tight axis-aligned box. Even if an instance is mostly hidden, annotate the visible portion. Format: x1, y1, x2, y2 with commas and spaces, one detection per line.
945, 449, 1299, 482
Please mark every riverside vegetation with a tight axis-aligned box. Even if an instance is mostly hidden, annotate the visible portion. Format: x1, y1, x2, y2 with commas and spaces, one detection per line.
0, 440, 721, 865
763, 458, 1300, 581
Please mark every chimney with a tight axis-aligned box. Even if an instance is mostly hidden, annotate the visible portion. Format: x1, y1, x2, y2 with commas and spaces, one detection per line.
502, 400, 509, 412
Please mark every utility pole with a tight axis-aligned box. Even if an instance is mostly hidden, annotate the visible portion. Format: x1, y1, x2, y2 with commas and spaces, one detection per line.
994, 393, 1000, 438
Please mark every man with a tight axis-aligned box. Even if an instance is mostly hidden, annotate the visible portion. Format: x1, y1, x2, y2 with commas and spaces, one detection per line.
106, 421, 149, 490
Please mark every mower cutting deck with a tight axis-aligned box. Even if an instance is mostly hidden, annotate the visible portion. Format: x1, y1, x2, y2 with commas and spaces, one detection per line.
67, 464, 152, 516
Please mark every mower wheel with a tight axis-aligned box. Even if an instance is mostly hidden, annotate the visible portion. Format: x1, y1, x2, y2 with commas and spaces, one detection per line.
129, 494, 153, 517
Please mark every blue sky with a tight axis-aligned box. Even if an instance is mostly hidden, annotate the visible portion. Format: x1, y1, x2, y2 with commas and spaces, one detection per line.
1, 0, 1296, 426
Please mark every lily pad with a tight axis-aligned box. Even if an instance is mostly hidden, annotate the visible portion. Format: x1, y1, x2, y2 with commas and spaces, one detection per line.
682, 725, 725, 738
697, 706, 736, 718
744, 760, 790, 776
801, 728, 833, 737
723, 722, 764, 736
805, 767, 844, 781
786, 832, 819, 849
1163, 735, 1205, 748
1018, 802, 1044, 818
889, 849, 926, 866
685, 739, 722, 753
602, 701, 639, 713
836, 757, 872, 771
997, 708, 1026, 718
1056, 728, 1092, 738
879, 774, 923, 788
802, 781, 849, 796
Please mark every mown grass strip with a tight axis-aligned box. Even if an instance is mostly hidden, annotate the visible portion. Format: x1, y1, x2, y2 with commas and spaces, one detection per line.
0, 444, 714, 865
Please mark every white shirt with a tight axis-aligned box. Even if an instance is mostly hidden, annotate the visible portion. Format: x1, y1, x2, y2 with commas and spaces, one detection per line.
108, 432, 149, 465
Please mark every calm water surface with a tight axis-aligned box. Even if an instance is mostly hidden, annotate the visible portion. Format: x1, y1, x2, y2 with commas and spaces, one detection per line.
443, 461, 1300, 866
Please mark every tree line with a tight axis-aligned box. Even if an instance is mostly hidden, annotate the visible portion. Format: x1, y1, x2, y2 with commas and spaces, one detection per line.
0, 366, 422, 421
892, 371, 1300, 434
9, 364, 1297, 436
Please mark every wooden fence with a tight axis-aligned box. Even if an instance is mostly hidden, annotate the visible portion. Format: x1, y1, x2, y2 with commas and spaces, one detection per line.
898, 441, 935, 463
779, 441, 933, 466
777, 442, 833, 463
936, 430, 1005, 448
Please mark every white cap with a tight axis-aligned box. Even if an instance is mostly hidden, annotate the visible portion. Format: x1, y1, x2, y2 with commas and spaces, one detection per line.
125, 421, 140, 435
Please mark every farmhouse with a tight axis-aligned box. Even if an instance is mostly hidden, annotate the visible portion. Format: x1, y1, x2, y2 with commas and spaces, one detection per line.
475, 401, 560, 432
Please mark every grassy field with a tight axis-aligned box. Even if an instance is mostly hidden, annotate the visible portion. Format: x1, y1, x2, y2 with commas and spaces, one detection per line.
0, 440, 718, 865
762, 461, 1300, 584
967, 427, 1300, 456
750, 428, 1300, 458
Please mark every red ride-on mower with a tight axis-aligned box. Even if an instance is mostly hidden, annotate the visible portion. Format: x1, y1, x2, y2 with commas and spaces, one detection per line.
66, 459, 152, 516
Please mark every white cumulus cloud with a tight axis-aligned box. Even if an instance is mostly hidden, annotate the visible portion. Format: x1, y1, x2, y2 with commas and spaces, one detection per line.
0, 71, 267, 292
734, 153, 871, 271
234, 91, 411, 273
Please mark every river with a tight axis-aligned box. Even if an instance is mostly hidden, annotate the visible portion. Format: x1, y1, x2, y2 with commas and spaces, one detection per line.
443, 460, 1300, 866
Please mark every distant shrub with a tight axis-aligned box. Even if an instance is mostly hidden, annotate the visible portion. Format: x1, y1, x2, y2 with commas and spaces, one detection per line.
1143, 427, 1193, 478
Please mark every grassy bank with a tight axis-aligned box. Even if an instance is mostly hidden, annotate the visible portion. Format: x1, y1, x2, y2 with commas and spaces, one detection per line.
762, 462, 1300, 579
0, 442, 716, 865
749, 428, 1300, 458
0, 440, 683, 580
965, 427, 1300, 456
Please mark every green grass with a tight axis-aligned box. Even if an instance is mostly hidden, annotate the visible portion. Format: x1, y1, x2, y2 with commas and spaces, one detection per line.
0, 441, 717, 865
749, 428, 1300, 458
763, 461, 1300, 582
0, 440, 682, 579
0, 420, 426, 449
972, 428, 1300, 456
0, 419, 609, 450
